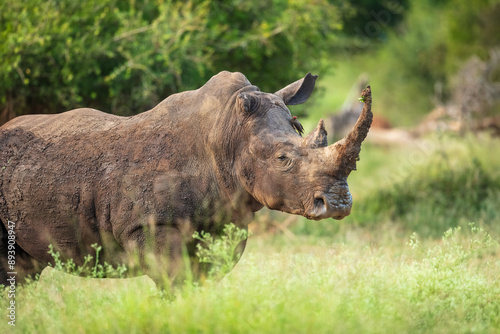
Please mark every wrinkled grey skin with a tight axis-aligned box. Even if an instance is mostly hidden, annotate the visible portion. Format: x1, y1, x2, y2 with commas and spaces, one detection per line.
0, 71, 372, 284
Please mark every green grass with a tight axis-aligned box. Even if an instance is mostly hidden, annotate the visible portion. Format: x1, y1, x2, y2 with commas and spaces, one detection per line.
290, 132, 500, 238
1, 225, 499, 333
347, 133, 500, 236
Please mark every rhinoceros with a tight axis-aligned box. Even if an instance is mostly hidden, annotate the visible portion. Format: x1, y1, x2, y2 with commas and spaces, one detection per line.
0, 71, 372, 285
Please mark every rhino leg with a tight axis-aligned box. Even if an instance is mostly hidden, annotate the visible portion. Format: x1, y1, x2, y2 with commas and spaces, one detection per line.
122, 225, 187, 286
0, 221, 45, 285
0, 222, 9, 284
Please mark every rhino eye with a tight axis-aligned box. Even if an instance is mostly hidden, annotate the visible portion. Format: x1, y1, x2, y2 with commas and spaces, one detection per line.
277, 154, 295, 170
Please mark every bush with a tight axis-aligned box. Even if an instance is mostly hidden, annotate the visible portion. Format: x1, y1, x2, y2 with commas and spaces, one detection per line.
47, 243, 127, 278
193, 223, 249, 280
0, 0, 344, 117
321, 0, 500, 127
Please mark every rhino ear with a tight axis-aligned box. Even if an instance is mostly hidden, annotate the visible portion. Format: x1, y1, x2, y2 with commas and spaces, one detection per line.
238, 92, 260, 114
274, 73, 318, 105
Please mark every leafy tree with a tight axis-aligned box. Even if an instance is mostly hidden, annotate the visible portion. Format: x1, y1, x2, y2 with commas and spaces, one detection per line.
0, 0, 346, 118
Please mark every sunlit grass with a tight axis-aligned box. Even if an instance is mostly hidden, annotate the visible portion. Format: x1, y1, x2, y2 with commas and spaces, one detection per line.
347, 133, 500, 236
1, 225, 499, 333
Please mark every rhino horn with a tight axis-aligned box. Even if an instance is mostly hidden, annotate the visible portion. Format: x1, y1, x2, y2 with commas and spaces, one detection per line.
330, 85, 373, 177
304, 119, 328, 148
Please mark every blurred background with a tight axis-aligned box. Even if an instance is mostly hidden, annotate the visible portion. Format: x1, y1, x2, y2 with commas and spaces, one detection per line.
1, 0, 499, 239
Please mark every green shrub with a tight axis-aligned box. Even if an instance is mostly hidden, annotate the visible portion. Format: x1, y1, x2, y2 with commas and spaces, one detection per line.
320, 0, 500, 127
47, 243, 127, 278
193, 223, 248, 280
0, 0, 344, 117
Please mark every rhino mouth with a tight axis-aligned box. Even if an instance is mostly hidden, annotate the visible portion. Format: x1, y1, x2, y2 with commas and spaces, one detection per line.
304, 191, 353, 221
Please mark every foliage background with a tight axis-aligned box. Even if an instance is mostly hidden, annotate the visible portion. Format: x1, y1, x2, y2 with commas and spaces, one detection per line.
1, 0, 346, 116
2, 0, 498, 122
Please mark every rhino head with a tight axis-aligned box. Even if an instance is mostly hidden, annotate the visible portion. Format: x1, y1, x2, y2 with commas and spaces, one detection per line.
234, 73, 372, 220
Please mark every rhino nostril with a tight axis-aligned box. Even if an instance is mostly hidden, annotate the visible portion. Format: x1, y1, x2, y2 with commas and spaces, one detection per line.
314, 197, 325, 208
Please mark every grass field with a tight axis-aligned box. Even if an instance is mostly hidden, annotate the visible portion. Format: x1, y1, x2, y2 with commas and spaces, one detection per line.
2, 225, 499, 333
2, 132, 499, 333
